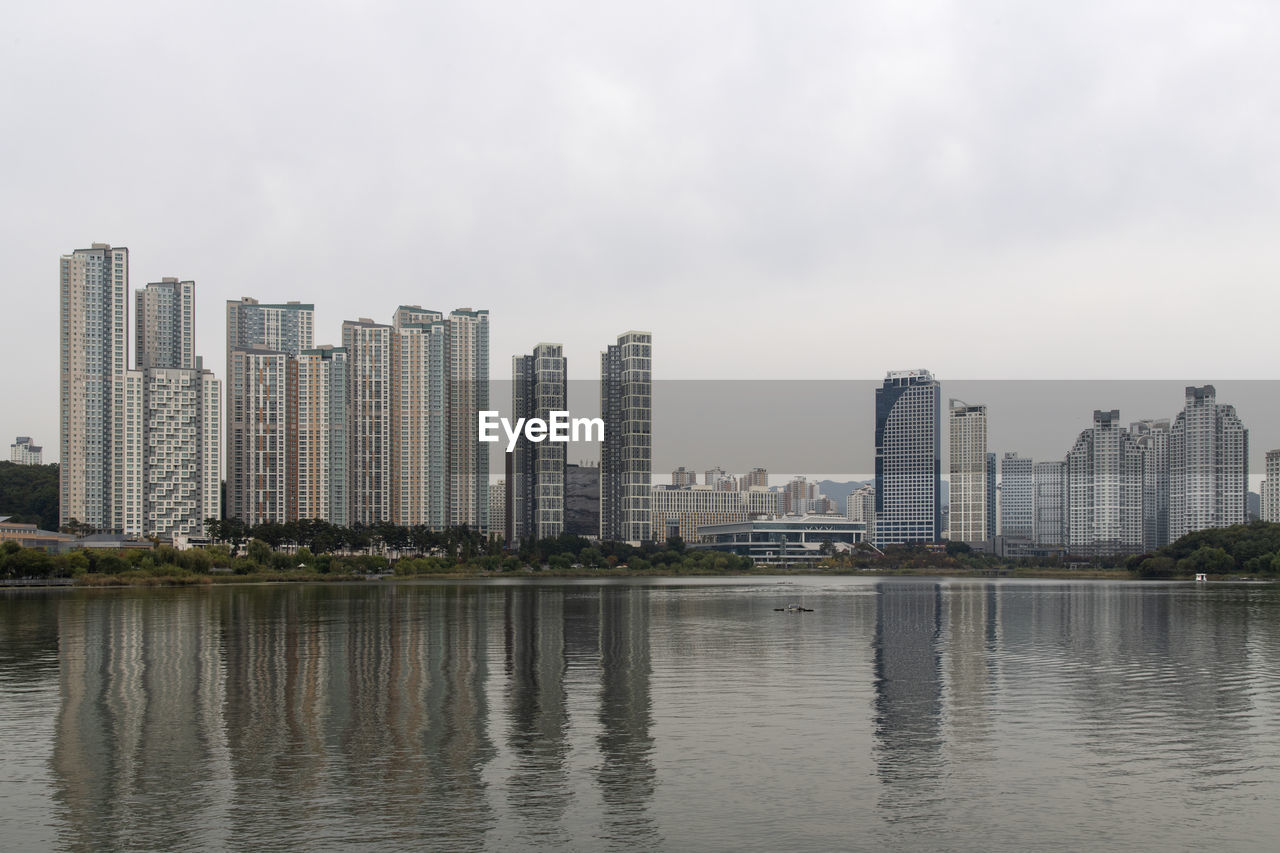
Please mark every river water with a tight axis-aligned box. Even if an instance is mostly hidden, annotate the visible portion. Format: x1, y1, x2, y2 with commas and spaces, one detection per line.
2, 578, 1279, 852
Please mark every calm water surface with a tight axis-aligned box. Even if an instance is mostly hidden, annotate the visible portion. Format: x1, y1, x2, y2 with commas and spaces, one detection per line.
3, 577, 1280, 852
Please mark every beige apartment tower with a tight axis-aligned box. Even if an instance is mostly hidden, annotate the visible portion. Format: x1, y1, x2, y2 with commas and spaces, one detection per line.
390, 307, 447, 528
948, 400, 988, 544
59, 244, 130, 531
225, 297, 314, 524
343, 319, 393, 526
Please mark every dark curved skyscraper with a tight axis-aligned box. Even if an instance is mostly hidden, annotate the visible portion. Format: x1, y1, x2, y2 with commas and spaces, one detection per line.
874, 370, 941, 545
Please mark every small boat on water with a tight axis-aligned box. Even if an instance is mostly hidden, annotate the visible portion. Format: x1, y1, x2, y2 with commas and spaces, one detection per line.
773, 603, 814, 612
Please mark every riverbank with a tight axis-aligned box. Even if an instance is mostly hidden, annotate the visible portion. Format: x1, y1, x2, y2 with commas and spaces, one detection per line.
27, 566, 1266, 587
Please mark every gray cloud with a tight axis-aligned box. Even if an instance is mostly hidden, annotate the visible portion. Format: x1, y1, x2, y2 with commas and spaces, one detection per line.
5, 1, 1280, 460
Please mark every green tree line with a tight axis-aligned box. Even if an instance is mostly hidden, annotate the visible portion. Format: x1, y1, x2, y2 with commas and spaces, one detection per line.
1129, 521, 1280, 577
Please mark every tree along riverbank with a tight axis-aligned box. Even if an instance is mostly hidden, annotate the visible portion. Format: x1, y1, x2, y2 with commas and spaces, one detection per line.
11, 522, 1280, 587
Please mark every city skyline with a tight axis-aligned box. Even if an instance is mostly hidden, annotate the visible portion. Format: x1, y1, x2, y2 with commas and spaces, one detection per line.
37, 240, 1278, 555
46, 261, 1280, 484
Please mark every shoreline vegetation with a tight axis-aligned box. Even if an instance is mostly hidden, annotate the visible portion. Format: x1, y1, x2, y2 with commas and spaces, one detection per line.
5, 567, 1196, 587
5, 519, 1280, 588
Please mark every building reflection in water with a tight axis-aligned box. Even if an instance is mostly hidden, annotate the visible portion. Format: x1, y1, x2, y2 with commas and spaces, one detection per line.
501, 585, 570, 846
872, 582, 943, 814
52, 592, 230, 852
28, 580, 1280, 850
595, 586, 661, 849
942, 583, 999, 762
45, 583, 666, 851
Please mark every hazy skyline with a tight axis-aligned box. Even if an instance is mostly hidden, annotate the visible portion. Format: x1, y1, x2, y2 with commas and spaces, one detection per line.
7, 1, 1280, 460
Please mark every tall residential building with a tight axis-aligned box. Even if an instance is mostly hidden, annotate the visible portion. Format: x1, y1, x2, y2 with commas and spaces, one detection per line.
705, 467, 737, 490
226, 297, 315, 360
846, 484, 876, 535
227, 349, 291, 525
225, 298, 314, 523
1033, 460, 1067, 546
874, 370, 941, 545
1130, 419, 1171, 550
343, 319, 393, 526
1262, 450, 1280, 523
135, 278, 194, 369
9, 437, 43, 466
985, 452, 997, 539
511, 343, 567, 544
446, 309, 490, 530
488, 479, 507, 540
127, 364, 221, 538
125, 277, 220, 538
295, 346, 349, 525
948, 401, 987, 543
999, 453, 1035, 540
742, 467, 769, 490
601, 331, 653, 542
1169, 386, 1248, 541
59, 244, 129, 530
1066, 410, 1143, 555
671, 467, 697, 487
390, 308, 446, 528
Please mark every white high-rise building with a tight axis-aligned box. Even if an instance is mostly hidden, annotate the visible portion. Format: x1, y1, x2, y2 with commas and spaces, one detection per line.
948, 401, 987, 544
846, 484, 876, 535
126, 365, 221, 539
1169, 386, 1247, 541
1130, 419, 1171, 550
601, 331, 652, 542
136, 278, 195, 370
9, 437, 43, 466
59, 244, 129, 531
1261, 450, 1280, 523
511, 343, 567, 544
123, 278, 221, 539
874, 370, 941, 545
1066, 410, 1144, 555
999, 453, 1035, 540
1033, 460, 1066, 547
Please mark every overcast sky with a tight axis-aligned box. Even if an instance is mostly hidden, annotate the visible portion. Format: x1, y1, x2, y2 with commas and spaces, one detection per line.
5, 1, 1280, 462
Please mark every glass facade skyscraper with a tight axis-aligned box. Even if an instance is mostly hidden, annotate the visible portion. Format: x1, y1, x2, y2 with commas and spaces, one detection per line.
874, 370, 941, 545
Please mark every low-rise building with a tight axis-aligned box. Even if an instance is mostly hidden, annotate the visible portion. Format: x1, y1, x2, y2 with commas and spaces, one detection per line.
693, 515, 868, 566
0, 519, 76, 552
